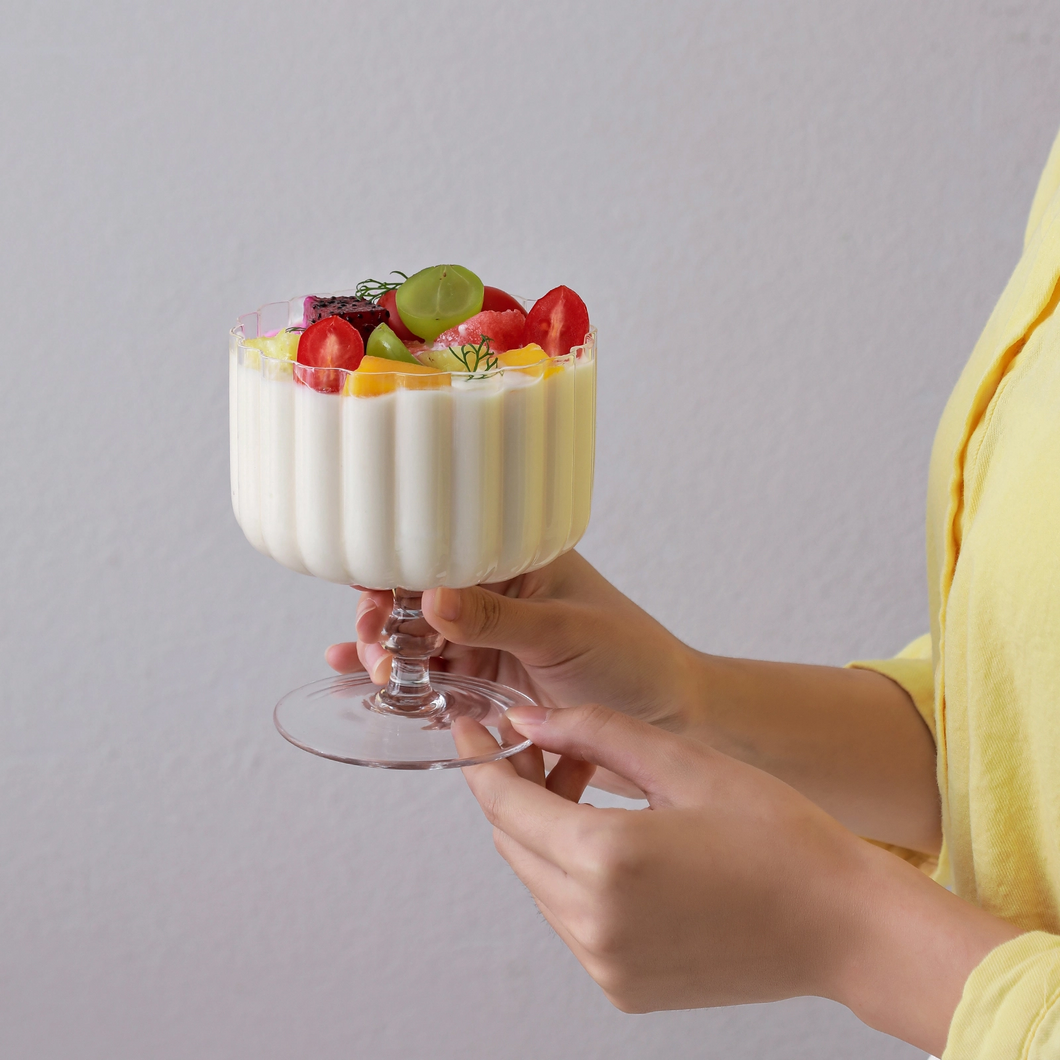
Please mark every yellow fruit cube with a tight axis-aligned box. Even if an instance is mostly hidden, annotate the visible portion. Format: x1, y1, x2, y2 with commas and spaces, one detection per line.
343, 355, 450, 397
244, 330, 300, 369
497, 343, 560, 378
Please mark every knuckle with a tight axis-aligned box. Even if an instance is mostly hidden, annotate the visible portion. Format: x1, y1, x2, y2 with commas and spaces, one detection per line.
576, 701, 617, 738
578, 811, 642, 885
473, 590, 504, 641
492, 827, 515, 861
476, 780, 506, 830
572, 908, 624, 959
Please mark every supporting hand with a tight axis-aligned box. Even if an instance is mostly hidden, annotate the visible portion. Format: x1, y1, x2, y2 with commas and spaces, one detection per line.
457, 703, 1020, 1055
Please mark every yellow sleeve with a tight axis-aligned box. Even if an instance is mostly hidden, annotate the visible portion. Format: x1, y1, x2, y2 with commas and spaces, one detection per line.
944, 932, 1060, 1059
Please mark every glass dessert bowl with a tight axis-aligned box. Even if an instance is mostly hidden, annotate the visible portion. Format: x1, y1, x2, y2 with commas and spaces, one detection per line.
230, 277, 596, 768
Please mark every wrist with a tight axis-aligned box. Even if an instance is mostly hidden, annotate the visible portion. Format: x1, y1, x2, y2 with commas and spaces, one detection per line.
671, 648, 741, 746
657, 641, 717, 737
825, 839, 1021, 1054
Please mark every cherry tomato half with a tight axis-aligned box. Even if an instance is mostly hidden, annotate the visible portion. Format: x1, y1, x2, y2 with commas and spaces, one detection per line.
295, 315, 364, 393
522, 286, 589, 358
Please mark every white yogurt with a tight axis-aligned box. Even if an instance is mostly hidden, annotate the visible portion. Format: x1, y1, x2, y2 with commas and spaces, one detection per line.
229, 309, 596, 590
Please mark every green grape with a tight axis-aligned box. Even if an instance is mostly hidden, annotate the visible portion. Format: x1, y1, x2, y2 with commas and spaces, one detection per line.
366, 322, 418, 363
395, 264, 484, 343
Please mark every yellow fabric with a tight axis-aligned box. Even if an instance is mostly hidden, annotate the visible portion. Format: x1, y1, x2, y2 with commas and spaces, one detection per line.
851, 127, 1060, 1058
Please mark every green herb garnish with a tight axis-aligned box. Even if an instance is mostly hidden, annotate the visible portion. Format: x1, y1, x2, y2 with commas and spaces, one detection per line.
450, 335, 498, 378
354, 272, 409, 301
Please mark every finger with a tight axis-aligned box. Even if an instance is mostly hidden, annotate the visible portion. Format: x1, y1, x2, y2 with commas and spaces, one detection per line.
490, 833, 596, 966
421, 584, 573, 662
325, 592, 392, 679
507, 738, 546, 786
546, 755, 596, 803
453, 717, 588, 872
356, 592, 394, 683
356, 591, 391, 638
505, 702, 707, 808
493, 829, 569, 894
325, 641, 365, 674
357, 642, 391, 685
588, 765, 647, 801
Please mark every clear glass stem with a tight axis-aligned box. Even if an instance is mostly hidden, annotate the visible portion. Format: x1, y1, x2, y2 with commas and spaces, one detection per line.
373, 589, 447, 716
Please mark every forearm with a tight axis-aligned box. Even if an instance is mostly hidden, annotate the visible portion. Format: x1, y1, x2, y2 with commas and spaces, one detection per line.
831, 839, 1021, 1055
678, 653, 940, 853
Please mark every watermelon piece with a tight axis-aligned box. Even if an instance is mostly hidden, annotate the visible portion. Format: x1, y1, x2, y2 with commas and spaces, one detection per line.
435, 309, 526, 353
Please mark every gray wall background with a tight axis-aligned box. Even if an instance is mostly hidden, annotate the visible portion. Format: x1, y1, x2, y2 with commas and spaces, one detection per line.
2, 2, 1058, 1057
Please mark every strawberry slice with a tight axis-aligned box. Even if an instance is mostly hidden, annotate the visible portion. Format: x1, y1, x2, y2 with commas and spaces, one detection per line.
523, 286, 589, 358
377, 289, 418, 342
481, 286, 526, 316
435, 309, 526, 352
295, 316, 364, 393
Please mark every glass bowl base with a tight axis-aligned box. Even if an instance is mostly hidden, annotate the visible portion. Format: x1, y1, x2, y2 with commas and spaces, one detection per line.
273, 671, 536, 769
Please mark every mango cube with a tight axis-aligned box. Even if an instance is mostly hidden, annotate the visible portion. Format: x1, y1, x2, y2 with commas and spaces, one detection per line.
343, 355, 450, 397
497, 343, 560, 379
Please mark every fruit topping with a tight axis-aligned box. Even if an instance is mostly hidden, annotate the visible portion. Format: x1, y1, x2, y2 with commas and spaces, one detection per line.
481, 286, 526, 316
344, 355, 449, 397
435, 309, 526, 352
395, 265, 484, 343
303, 295, 388, 345
417, 347, 467, 372
366, 322, 419, 363
497, 343, 547, 367
296, 316, 364, 393
244, 329, 300, 366
497, 343, 558, 379
522, 285, 590, 358
376, 288, 417, 342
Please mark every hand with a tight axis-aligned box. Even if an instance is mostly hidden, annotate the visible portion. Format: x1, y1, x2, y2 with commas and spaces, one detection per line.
325, 554, 941, 850
456, 703, 1020, 1054
326, 549, 703, 741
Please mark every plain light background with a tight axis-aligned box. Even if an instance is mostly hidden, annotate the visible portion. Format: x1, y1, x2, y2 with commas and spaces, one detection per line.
2, 2, 1059, 1057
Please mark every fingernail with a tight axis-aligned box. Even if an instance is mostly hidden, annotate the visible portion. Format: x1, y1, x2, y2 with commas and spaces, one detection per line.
506, 704, 550, 726
434, 586, 461, 622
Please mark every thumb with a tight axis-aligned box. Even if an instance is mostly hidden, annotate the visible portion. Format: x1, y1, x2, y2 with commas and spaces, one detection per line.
422, 585, 571, 661
504, 702, 708, 808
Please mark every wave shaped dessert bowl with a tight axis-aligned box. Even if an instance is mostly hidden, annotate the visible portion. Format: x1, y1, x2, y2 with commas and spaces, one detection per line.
230, 293, 596, 768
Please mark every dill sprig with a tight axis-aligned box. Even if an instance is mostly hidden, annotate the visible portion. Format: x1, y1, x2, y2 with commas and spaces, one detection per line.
354, 271, 409, 301
450, 335, 498, 378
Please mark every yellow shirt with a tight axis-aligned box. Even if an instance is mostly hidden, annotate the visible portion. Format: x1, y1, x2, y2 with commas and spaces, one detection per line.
852, 127, 1060, 1058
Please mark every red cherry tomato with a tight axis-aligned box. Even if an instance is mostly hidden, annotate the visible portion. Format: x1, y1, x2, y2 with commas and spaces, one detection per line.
522, 286, 589, 358
295, 316, 364, 393
378, 289, 417, 342
481, 286, 527, 317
